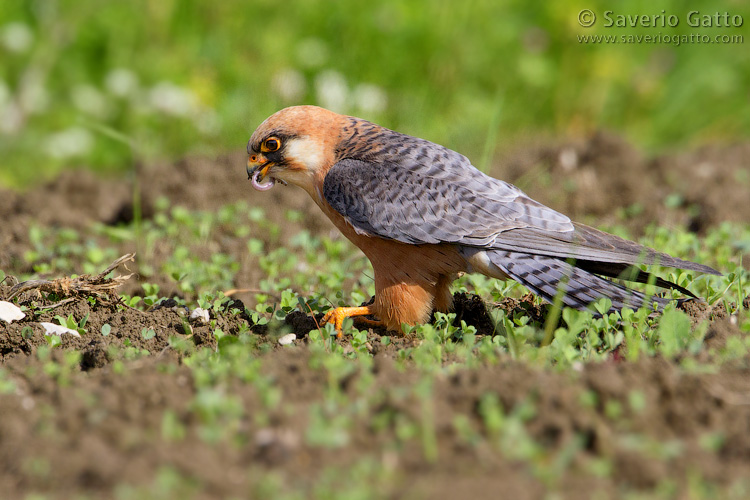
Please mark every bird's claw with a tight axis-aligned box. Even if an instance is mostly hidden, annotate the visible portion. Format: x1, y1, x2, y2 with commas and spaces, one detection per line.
319, 306, 379, 338
320, 308, 347, 338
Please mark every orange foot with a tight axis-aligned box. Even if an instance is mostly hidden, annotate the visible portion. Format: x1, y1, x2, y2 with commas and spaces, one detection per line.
320, 305, 382, 337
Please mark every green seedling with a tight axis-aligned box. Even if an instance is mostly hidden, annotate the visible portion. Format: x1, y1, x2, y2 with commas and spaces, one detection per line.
54, 313, 88, 336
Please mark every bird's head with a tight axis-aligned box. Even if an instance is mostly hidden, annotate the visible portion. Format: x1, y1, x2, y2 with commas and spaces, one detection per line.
246, 105, 343, 194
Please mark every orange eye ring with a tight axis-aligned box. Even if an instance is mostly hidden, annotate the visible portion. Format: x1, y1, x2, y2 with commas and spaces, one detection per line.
262, 137, 281, 152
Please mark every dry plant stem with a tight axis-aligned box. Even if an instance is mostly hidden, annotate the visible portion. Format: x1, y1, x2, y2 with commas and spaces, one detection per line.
7, 253, 136, 303
36, 297, 77, 311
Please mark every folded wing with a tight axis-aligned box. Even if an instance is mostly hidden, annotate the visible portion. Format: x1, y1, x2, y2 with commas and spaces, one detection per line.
323, 157, 718, 279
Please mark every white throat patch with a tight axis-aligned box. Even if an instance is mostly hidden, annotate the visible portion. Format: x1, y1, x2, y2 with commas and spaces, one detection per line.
285, 135, 326, 173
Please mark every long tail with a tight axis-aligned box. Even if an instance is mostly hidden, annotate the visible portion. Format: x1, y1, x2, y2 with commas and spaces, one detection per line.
482, 249, 674, 312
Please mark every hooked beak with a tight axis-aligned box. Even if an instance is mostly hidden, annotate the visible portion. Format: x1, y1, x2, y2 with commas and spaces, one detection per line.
246, 154, 272, 181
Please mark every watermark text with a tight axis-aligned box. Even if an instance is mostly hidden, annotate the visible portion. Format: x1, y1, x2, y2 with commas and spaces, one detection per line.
576, 9, 744, 45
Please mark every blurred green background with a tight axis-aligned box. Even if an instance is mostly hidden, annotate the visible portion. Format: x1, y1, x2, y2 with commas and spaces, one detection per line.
0, 0, 748, 188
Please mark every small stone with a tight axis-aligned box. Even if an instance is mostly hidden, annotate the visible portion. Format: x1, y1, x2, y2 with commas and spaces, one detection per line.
190, 307, 210, 324
40, 322, 81, 337
0, 301, 25, 323
278, 333, 296, 345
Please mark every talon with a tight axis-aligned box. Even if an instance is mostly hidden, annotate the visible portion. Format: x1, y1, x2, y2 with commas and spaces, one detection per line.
320, 306, 380, 338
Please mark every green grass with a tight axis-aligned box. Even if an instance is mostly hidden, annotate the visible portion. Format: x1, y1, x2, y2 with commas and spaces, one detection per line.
1, 0, 749, 187
17, 194, 748, 362
12, 193, 750, 367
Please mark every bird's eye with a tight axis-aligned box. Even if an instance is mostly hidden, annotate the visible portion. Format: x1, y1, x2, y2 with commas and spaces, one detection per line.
263, 137, 281, 152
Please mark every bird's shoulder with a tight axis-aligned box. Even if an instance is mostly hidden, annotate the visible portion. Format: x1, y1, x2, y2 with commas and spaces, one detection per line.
335, 118, 469, 174
330, 120, 532, 208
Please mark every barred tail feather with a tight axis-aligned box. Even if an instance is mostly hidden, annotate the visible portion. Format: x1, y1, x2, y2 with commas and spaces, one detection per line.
484, 250, 670, 313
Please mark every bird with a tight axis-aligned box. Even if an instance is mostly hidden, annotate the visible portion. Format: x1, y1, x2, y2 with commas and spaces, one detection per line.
246, 105, 719, 333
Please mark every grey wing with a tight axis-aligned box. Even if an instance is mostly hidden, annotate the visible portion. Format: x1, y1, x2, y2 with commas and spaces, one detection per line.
322, 158, 720, 275
323, 158, 573, 246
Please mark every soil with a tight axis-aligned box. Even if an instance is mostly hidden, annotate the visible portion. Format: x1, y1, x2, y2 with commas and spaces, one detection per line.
1, 134, 749, 499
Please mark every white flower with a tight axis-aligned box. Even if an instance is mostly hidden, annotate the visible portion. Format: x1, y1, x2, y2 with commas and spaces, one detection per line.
558, 148, 578, 172
40, 322, 81, 337
18, 73, 48, 114
0, 301, 25, 323
45, 127, 94, 159
272, 69, 306, 102
353, 83, 387, 114
0, 101, 23, 135
1, 22, 33, 53
71, 85, 109, 118
315, 70, 348, 113
105, 68, 139, 98
148, 82, 197, 116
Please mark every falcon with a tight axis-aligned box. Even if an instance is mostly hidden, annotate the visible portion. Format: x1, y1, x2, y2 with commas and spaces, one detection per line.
246, 106, 719, 333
